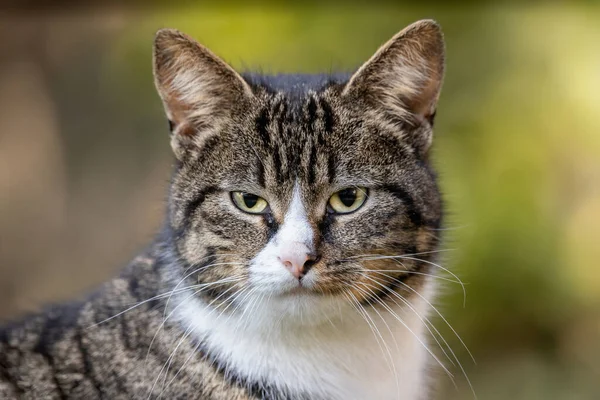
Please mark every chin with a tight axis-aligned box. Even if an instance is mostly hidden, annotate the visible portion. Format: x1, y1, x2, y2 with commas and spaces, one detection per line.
240, 283, 346, 329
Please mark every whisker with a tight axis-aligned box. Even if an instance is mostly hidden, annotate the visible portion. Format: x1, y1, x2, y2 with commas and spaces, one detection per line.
163, 262, 245, 318
352, 255, 466, 306
88, 293, 175, 328
392, 275, 475, 364
238, 288, 266, 333
151, 284, 242, 399
361, 267, 475, 365
229, 286, 255, 317
426, 224, 470, 231
352, 284, 401, 350
231, 287, 260, 334
158, 286, 247, 397
359, 273, 458, 371
343, 248, 455, 261
352, 277, 454, 381
216, 286, 252, 322
147, 316, 195, 399
383, 274, 477, 399
145, 276, 245, 366
365, 269, 464, 285
351, 284, 403, 398
343, 291, 397, 378
180, 253, 238, 277
162, 337, 204, 398
88, 277, 242, 328
394, 256, 466, 308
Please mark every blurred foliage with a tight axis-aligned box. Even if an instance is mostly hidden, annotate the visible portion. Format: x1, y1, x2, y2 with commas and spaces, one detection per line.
2, 2, 599, 399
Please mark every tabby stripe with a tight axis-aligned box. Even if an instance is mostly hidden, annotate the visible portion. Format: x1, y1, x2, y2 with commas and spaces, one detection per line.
75, 330, 103, 397
39, 355, 66, 398
127, 275, 141, 300
307, 137, 317, 185
273, 148, 283, 184
33, 322, 66, 398
200, 210, 233, 240
111, 353, 129, 395
427, 110, 437, 126
182, 186, 219, 229
276, 99, 288, 137
273, 99, 289, 184
306, 96, 318, 127
327, 152, 336, 184
264, 213, 279, 241
315, 98, 327, 148
406, 245, 419, 256
0, 362, 23, 395
255, 107, 271, 148
302, 96, 319, 185
178, 251, 239, 304
181, 249, 216, 286
317, 213, 335, 243
194, 135, 221, 166
119, 315, 133, 352
256, 158, 266, 187
319, 97, 335, 133
379, 185, 426, 227
128, 275, 160, 310
291, 127, 302, 175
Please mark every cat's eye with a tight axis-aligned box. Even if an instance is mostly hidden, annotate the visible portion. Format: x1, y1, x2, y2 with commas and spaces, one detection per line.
328, 187, 368, 214
231, 191, 269, 214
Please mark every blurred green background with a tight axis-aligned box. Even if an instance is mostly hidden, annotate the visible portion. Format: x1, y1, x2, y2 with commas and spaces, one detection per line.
1, 2, 599, 399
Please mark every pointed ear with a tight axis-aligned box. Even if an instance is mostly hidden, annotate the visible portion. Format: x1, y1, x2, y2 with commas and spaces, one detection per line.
343, 20, 445, 153
153, 29, 254, 158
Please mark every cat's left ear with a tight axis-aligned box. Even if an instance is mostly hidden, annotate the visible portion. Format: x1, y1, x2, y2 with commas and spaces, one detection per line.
153, 29, 254, 159
343, 20, 445, 156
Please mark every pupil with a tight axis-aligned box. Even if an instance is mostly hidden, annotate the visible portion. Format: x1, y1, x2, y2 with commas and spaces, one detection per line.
339, 189, 357, 207
243, 193, 259, 208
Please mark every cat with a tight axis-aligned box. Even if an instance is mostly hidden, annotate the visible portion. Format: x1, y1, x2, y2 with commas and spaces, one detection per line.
0, 19, 448, 400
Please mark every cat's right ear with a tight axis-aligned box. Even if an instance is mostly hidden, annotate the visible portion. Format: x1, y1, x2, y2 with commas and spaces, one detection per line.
153, 29, 254, 159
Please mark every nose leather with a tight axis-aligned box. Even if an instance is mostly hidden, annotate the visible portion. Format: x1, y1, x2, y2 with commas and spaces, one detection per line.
278, 242, 316, 279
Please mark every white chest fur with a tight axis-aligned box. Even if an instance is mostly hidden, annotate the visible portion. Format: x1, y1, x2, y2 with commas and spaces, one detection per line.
177, 284, 434, 400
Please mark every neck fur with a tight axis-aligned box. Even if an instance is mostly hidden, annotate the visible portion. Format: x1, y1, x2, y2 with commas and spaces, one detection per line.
174, 279, 437, 400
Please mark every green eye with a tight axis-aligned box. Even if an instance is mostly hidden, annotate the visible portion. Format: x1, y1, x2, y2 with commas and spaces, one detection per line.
231, 191, 269, 214
328, 187, 368, 214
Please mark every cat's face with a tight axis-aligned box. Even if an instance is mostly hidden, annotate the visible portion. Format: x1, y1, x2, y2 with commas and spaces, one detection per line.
154, 20, 445, 324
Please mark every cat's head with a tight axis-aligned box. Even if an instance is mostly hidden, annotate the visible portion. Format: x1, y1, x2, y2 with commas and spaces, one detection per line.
154, 20, 445, 325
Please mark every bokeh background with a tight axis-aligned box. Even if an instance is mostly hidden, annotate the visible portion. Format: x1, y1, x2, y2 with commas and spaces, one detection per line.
1, 2, 599, 399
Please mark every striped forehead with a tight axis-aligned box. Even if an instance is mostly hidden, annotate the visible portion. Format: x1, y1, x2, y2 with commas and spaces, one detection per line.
252, 92, 337, 189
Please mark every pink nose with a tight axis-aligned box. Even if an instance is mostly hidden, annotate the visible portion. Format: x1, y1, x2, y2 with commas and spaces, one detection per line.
278, 242, 318, 279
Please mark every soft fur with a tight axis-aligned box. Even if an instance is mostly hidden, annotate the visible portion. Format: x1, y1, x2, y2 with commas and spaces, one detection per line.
1, 20, 447, 400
